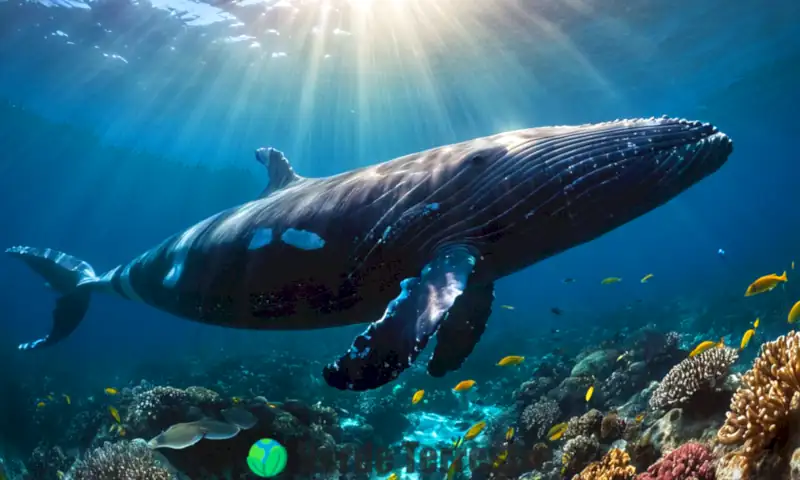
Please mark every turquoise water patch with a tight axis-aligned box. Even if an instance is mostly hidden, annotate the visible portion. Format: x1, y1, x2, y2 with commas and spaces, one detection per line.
281, 228, 325, 250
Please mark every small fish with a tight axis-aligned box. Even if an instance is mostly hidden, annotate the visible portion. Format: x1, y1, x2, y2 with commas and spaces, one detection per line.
231, 396, 242, 404
63, 394, 71, 405
505, 427, 515, 441
754, 317, 760, 329
601, 277, 622, 285
118, 427, 126, 437
740, 329, 756, 350
793, 261, 796, 270
411, 389, 425, 405
497, 355, 525, 367
640, 273, 654, 283
446, 450, 467, 480
453, 380, 476, 392
745, 271, 788, 297
789, 301, 800, 324
464, 421, 486, 441
585, 385, 594, 402
109, 406, 121, 424
563, 277, 576, 283
36, 401, 46, 409
492, 449, 509, 468
104, 387, 119, 395
46, 395, 54, 401
387, 474, 398, 480
689, 340, 719, 357
635, 413, 646, 423
452, 436, 464, 449
500, 305, 515, 310
616, 351, 630, 362
109, 424, 117, 433
550, 307, 563, 316
56, 471, 64, 480
547, 422, 568, 441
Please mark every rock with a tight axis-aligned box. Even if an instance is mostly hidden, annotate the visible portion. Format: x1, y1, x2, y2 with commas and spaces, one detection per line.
571, 350, 618, 379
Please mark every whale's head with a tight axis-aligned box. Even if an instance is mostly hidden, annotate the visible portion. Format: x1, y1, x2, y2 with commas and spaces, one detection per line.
469, 117, 733, 265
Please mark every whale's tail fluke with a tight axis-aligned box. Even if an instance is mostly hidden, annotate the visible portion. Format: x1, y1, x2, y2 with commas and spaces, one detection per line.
5, 246, 98, 351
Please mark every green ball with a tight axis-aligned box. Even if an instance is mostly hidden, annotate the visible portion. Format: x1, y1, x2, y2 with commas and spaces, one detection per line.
247, 438, 288, 478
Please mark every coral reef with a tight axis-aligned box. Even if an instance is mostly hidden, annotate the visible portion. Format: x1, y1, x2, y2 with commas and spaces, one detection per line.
649, 347, 738, 411
601, 411, 625, 442
636, 442, 715, 480
562, 435, 600, 477
564, 409, 603, 440
717, 331, 800, 477
521, 397, 561, 440
65, 441, 174, 480
575, 447, 636, 480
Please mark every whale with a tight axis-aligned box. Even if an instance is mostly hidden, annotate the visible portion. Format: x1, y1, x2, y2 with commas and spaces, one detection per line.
6, 117, 733, 391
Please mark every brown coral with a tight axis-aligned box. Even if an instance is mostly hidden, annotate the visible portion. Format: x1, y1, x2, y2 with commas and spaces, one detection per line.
601, 411, 624, 441
717, 331, 800, 476
575, 448, 636, 480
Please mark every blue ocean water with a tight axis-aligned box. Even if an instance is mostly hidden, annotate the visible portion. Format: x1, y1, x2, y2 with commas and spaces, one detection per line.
0, 0, 798, 479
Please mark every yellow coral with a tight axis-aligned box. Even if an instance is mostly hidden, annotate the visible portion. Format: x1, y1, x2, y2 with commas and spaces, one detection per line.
575, 448, 636, 480
717, 330, 800, 477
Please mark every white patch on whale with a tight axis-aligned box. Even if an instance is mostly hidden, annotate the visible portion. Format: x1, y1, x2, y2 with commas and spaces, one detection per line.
248, 228, 273, 250
163, 220, 206, 288
281, 228, 325, 250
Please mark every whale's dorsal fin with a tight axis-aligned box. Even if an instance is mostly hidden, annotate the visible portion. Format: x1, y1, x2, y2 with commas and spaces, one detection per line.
255, 147, 302, 198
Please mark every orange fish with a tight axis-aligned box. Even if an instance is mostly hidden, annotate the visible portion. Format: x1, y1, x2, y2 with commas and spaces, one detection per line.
453, 380, 476, 392
745, 272, 787, 296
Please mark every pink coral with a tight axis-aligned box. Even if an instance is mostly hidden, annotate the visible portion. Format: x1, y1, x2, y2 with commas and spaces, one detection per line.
636, 443, 715, 480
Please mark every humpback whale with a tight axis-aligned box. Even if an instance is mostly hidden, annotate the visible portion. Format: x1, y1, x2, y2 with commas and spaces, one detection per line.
6, 117, 733, 391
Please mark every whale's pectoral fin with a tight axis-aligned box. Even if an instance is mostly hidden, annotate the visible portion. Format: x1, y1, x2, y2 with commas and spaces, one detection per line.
427, 282, 494, 377
323, 245, 477, 391
254, 147, 302, 198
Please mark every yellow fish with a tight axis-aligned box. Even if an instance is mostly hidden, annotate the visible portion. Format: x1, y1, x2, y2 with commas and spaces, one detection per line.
505, 427, 515, 441
754, 317, 760, 329
789, 301, 800, 324
411, 389, 425, 405
118, 427, 126, 437
57, 471, 64, 480
387, 474, 398, 480
793, 261, 796, 270
109, 406, 121, 424
635, 413, 646, 423
453, 380, 476, 392
446, 450, 467, 480
47, 395, 54, 401
745, 271, 788, 297
500, 305, 515, 310
640, 273, 654, 283
689, 340, 719, 357
616, 351, 630, 362
104, 387, 118, 395
464, 421, 486, 441
547, 422, 568, 441
497, 355, 524, 366
452, 436, 464, 449
492, 449, 509, 468
232, 397, 242, 404
740, 329, 756, 350
36, 401, 46, 409
63, 394, 71, 405
585, 385, 594, 402
601, 277, 622, 284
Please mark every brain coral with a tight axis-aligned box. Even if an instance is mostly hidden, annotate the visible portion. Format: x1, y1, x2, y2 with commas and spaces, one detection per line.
635, 442, 715, 480
649, 346, 738, 411
576, 447, 636, 480
717, 331, 800, 476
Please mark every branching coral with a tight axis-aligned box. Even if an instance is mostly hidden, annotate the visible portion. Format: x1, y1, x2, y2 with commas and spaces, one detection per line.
521, 397, 561, 439
576, 448, 636, 480
66, 441, 174, 480
636, 442, 715, 480
562, 434, 600, 476
717, 331, 800, 476
649, 347, 738, 411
